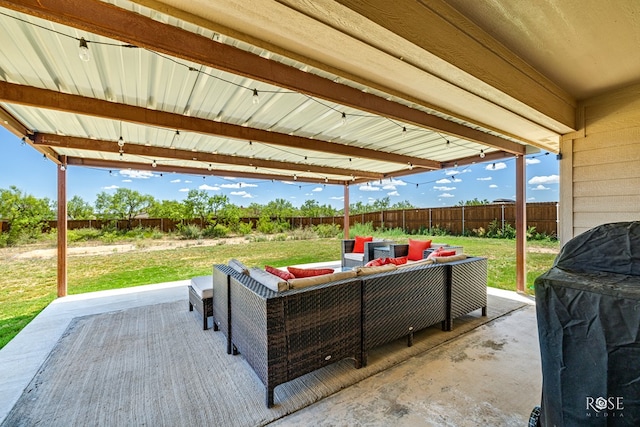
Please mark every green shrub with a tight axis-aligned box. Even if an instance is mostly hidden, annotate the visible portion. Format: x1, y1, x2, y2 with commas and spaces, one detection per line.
203, 224, 229, 238
237, 221, 253, 236
68, 228, 102, 242
176, 223, 203, 240
290, 226, 317, 240
349, 222, 375, 237
314, 223, 341, 238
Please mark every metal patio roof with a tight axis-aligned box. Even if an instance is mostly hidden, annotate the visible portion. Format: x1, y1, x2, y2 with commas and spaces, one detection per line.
0, 0, 537, 186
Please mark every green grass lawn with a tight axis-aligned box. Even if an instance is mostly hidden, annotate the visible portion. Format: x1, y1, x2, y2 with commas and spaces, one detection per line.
0, 236, 559, 349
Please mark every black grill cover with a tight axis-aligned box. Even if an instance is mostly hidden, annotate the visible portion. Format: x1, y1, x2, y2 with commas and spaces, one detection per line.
535, 221, 640, 426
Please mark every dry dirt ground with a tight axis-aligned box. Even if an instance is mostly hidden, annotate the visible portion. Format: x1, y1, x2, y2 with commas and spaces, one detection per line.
1, 237, 249, 261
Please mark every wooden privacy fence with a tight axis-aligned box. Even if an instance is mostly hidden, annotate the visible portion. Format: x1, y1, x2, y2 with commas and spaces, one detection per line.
286, 202, 559, 237
1, 202, 559, 237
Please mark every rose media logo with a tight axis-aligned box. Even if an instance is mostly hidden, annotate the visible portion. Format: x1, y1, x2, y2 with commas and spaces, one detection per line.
586, 396, 624, 418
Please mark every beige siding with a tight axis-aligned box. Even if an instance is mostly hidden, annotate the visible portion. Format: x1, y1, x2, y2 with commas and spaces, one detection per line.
560, 83, 640, 242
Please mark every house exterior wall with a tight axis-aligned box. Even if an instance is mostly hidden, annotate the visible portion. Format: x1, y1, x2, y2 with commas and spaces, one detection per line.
559, 83, 640, 244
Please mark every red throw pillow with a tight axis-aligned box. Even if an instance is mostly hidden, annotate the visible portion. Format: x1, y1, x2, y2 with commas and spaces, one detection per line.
353, 235, 373, 253
407, 239, 432, 261
386, 256, 408, 265
427, 249, 456, 259
287, 266, 334, 278
265, 265, 295, 280
365, 258, 385, 267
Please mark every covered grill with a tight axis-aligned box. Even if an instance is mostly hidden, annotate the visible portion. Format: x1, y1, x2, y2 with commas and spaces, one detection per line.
532, 221, 640, 426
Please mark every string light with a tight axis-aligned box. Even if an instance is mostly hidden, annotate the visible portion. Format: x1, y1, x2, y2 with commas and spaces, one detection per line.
208, 164, 212, 171
293, 174, 297, 181
117, 136, 125, 148
174, 130, 180, 145
480, 149, 485, 159
340, 112, 347, 126
60, 164, 66, 171
152, 160, 157, 168
408, 162, 413, 170
78, 37, 90, 62
252, 88, 260, 105
402, 127, 407, 138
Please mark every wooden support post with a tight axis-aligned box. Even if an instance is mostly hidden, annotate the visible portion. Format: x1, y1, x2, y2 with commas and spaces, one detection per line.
515, 155, 527, 293
343, 184, 350, 239
57, 158, 68, 297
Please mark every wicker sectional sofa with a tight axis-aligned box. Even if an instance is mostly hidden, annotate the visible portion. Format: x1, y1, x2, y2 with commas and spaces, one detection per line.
211, 256, 487, 407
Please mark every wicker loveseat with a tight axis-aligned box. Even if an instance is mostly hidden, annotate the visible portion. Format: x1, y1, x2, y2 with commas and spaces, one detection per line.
228, 271, 362, 407
213, 256, 487, 407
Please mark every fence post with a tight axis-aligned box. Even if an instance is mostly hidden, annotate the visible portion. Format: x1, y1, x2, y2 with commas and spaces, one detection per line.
461, 206, 465, 236
402, 209, 406, 232
501, 203, 505, 231
429, 208, 432, 232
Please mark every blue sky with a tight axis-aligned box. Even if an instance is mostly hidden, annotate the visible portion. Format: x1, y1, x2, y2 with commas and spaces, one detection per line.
0, 127, 559, 208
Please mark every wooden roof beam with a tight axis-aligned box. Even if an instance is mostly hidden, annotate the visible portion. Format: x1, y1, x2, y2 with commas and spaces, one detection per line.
33, 133, 383, 180
0, 81, 439, 169
0, 0, 525, 156
65, 157, 347, 185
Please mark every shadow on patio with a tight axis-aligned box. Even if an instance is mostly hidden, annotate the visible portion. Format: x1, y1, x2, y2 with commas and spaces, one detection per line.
0, 271, 541, 426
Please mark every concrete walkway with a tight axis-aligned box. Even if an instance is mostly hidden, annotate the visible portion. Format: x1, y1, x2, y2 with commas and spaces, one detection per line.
0, 280, 541, 426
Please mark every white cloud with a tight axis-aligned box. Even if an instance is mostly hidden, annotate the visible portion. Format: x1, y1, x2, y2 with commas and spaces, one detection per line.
489, 184, 498, 188
199, 184, 220, 191
102, 185, 119, 190
485, 162, 507, 171
184, 180, 192, 183
433, 186, 455, 191
121, 179, 132, 183
223, 177, 237, 180
451, 177, 462, 183
446, 168, 470, 176
330, 196, 344, 201
528, 197, 536, 201
220, 182, 258, 189
359, 185, 381, 192
230, 191, 254, 198
178, 188, 189, 192
387, 191, 400, 196
170, 179, 181, 183
526, 158, 541, 165
119, 169, 155, 179
528, 174, 559, 184
382, 178, 407, 186
281, 181, 295, 185
531, 184, 550, 191
439, 193, 455, 198
477, 177, 492, 181
382, 185, 396, 190
436, 178, 451, 184
312, 187, 323, 192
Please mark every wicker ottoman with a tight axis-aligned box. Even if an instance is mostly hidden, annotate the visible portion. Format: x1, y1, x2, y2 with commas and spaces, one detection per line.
188, 275, 215, 330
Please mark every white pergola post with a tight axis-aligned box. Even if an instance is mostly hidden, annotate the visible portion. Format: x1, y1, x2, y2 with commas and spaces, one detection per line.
57, 156, 68, 297
343, 184, 350, 239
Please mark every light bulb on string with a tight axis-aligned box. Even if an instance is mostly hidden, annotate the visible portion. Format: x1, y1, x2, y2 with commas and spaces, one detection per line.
252, 89, 260, 105
152, 160, 157, 168
78, 38, 90, 62
340, 112, 347, 126
480, 149, 485, 159
402, 127, 407, 138
174, 130, 180, 145
118, 136, 125, 148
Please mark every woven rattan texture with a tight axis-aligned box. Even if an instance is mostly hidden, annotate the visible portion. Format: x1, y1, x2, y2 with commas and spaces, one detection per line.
362, 264, 448, 354
212, 264, 239, 353
449, 258, 488, 322
230, 274, 362, 406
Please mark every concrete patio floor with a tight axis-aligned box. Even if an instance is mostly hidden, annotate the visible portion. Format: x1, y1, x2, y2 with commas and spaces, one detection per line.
0, 269, 541, 426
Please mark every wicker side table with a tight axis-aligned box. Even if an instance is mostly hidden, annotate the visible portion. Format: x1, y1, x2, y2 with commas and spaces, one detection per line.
373, 246, 391, 259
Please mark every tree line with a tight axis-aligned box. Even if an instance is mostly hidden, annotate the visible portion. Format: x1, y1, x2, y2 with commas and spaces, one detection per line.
0, 186, 418, 244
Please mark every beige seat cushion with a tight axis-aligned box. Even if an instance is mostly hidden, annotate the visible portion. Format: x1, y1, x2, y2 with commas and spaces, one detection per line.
190, 275, 213, 299
354, 264, 397, 276
288, 270, 357, 289
248, 268, 289, 292
343, 252, 365, 261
